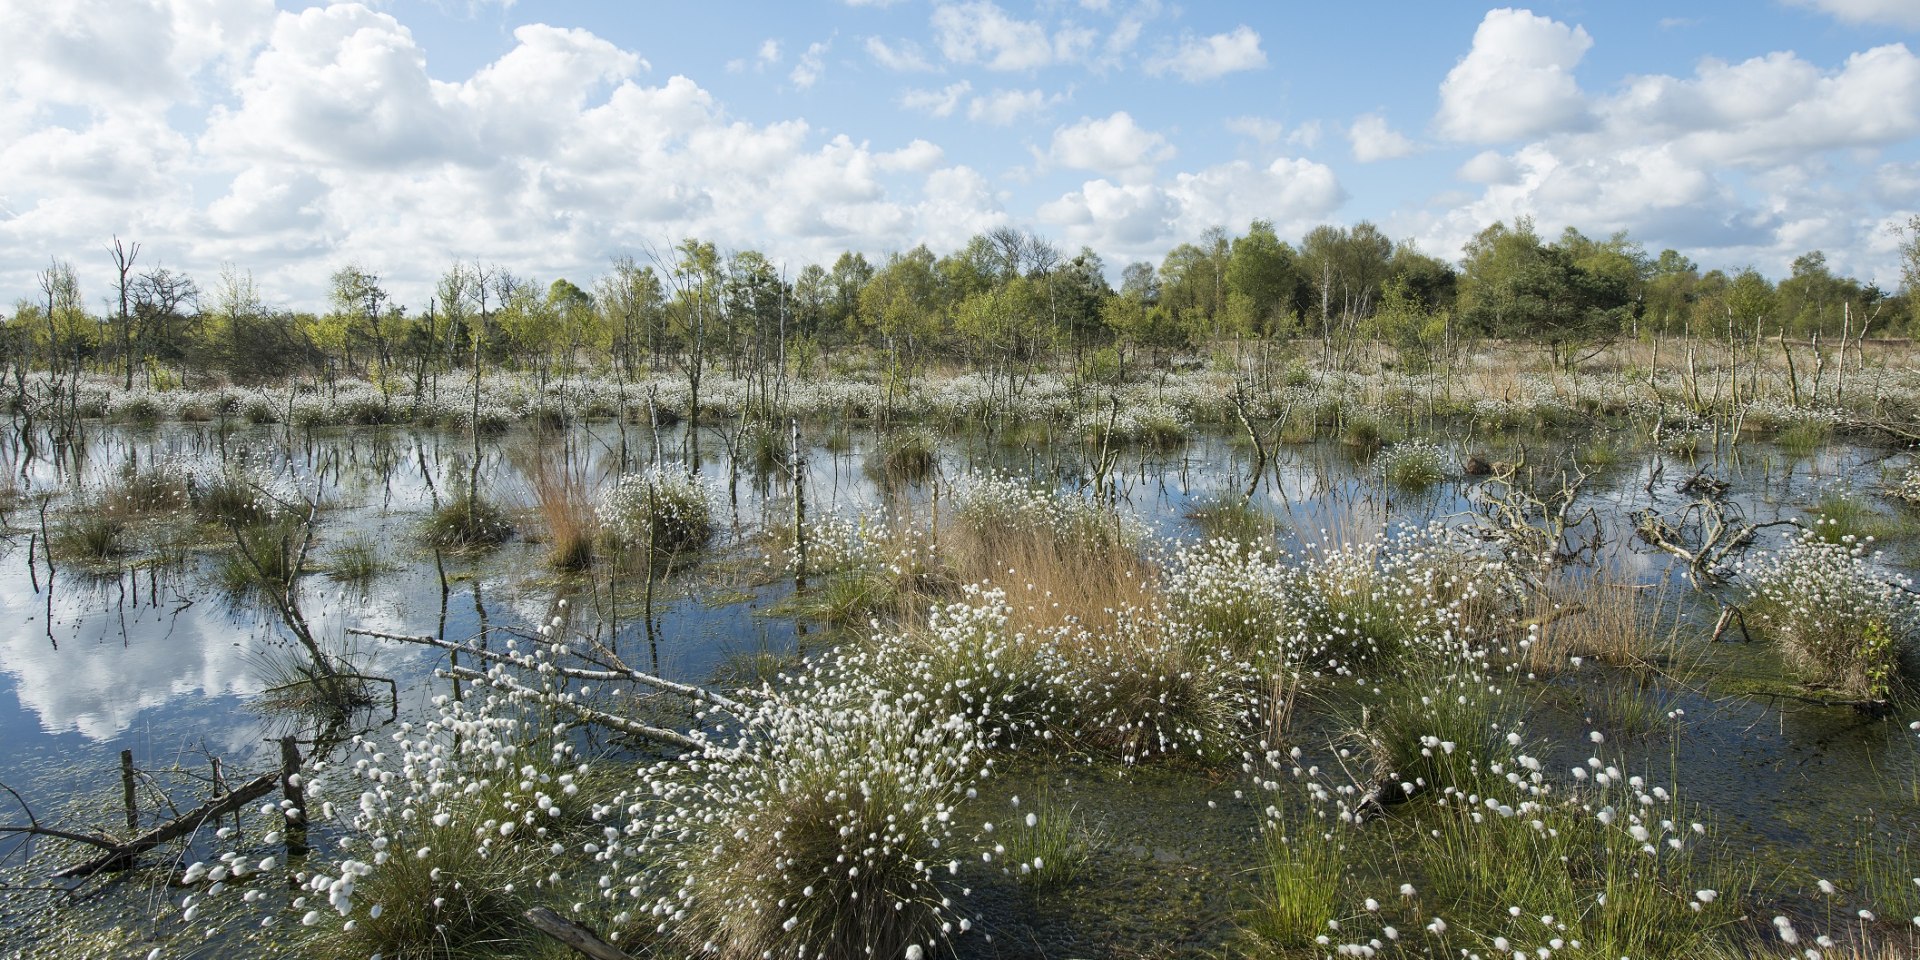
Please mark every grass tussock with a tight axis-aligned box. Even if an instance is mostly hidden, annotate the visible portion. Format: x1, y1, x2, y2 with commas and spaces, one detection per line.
1806, 490, 1912, 545
994, 793, 1090, 892
1247, 809, 1343, 951
324, 535, 384, 583
216, 519, 308, 593
1377, 439, 1449, 491
1739, 529, 1919, 702
867, 427, 938, 482
942, 475, 1156, 637
1185, 494, 1283, 547
52, 509, 129, 562
425, 490, 514, 549
597, 468, 714, 560
1522, 567, 1677, 673
520, 447, 599, 572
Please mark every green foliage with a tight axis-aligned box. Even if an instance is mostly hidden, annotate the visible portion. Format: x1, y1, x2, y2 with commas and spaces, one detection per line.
325, 535, 384, 583
598, 470, 714, 557
1184, 495, 1283, 547
54, 511, 128, 562
996, 794, 1091, 892
1248, 808, 1343, 951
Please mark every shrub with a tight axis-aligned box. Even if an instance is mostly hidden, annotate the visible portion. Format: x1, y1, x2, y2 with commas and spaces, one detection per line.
241, 397, 280, 424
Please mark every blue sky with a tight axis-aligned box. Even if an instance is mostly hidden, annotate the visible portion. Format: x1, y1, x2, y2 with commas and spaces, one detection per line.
2, 0, 1918, 309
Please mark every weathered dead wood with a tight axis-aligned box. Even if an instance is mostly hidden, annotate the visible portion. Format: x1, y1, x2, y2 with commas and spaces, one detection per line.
352, 627, 742, 714
442, 666, 701, 751
524, 907, 631, 960
51, 772, 278, 878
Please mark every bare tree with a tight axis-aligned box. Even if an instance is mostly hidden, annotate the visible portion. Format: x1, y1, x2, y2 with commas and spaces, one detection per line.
108, 236, 141, 389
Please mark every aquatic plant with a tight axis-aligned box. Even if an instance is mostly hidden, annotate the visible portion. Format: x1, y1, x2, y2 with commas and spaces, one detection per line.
1806, 489, 1910, 545
994, 793, 1089, 892
216, 518, 309, 593
869, 426, 938, 481
190, 464, 292, 527
596, 467, 714, 556
1739, 528, 1920, 702
1183, 494, 1284, 547
53, 509, 128, 561
424, 491, 514, 549
1891, 461, 1920, 506
1377, 439, 1449, 491
523, 449, 598, 571
1247, 805, 1343, 951
323, 535, 383, 583
1163, 538, 1295, 659
626, 656, 987, 960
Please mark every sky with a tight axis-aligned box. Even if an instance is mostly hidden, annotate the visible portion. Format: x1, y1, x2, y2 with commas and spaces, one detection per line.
2, 0, 1919, 311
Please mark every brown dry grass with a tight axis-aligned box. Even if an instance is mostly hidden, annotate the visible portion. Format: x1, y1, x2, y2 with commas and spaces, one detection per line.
1521, 558, 1677, 674
518, 444, 598, 572
938, 507, 1158, 639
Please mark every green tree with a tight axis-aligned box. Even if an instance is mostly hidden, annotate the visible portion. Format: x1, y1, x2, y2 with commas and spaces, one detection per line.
1298, 221, 1393, 346
859, 245, 943, 385
1644, 250, 1700, 336
1225, 219, 1300, 335
596, 257, 665, 377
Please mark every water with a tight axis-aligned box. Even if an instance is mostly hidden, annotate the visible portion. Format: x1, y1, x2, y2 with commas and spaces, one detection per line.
1, 418, 1916, 952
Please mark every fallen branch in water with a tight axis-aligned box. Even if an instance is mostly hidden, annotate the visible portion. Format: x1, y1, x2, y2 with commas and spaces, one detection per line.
350, 627, 743, 714
50, 772, 279, 879
524, 907, 631, 960
442, 665, 702, 751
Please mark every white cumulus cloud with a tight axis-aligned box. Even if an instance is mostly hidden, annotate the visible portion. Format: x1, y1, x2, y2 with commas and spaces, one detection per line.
1145, 25, 1266, 82
933, 1, 1062, 70
866, 36, 934, 71
1045, 111, 1173, 181
968, 88, 1064, 125
899, 81, 972, 117
1436, 8, 1592, 142
1785, 0, 1920, 29
1348, 113, 1416, 162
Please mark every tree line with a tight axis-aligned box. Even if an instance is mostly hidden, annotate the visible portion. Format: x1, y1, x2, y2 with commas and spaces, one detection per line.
8, 216, 1920, 389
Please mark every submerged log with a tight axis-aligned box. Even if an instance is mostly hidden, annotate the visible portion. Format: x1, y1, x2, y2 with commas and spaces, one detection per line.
524, 907, 631, 960
51, 772, 278, 879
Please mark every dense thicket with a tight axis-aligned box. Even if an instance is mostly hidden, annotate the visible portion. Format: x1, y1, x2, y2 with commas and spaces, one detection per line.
7, 216, 1918, 387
